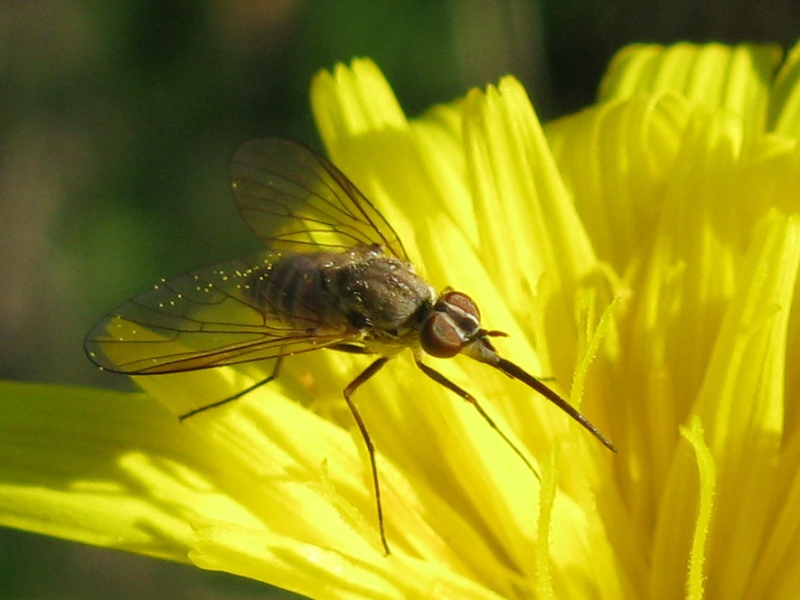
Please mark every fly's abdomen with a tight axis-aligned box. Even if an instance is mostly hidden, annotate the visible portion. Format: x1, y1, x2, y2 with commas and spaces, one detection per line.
246, 253, 351, 334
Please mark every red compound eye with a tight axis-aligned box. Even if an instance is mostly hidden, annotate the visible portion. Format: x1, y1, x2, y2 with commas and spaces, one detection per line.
439, 291, 480, 322
421, 291, 483, 358
421, 311, 463, 358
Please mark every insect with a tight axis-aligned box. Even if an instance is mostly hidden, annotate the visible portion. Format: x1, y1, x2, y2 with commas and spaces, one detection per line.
86, 138, 616, 554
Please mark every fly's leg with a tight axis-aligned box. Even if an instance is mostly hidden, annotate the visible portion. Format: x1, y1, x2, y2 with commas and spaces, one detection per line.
414, 358, 541, 483
179, 356, 284, 421
342, 356, 391, 554
330, 343, 369, 354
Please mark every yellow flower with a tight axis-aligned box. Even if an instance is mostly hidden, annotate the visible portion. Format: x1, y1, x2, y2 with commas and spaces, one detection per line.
3, 41, 800, 599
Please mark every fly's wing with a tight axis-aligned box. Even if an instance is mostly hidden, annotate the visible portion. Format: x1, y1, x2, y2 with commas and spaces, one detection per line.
230, 138, 408, 261
85, 254, 356, 374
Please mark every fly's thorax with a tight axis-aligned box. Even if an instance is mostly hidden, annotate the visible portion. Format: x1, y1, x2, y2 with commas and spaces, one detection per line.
331, 251, 436, 340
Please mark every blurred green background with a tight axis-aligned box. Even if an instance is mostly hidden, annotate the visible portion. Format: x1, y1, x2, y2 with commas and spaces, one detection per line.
0, 1, 796, 598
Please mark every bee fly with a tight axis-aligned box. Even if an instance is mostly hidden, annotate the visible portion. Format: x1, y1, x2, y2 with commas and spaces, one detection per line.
86, 138, 616, 554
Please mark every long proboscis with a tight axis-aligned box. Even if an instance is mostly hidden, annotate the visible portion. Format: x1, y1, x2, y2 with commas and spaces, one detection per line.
495, 357, 617, 452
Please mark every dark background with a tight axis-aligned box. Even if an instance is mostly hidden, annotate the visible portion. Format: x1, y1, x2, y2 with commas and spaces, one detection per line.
1, 1, 796, 598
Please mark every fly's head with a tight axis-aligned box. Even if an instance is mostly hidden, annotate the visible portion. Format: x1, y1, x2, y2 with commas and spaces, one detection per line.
420, 291, 507, 365
420, 290, 618, 452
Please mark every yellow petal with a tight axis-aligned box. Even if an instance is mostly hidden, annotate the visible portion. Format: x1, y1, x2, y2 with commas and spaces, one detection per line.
0, 382, 196, 562
769, 38, 800, 137
600, 43, 782, 137
545, 93, 692, 270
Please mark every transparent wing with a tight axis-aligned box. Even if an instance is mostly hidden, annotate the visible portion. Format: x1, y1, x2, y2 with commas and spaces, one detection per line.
230, 138, 408, 260
85, 253, 358, 375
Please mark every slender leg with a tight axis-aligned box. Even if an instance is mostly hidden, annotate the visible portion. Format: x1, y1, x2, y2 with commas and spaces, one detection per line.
179, 357, 284, 421
331, 343, 370, 354
414, 358, 540, 483
342, 356, 391, 554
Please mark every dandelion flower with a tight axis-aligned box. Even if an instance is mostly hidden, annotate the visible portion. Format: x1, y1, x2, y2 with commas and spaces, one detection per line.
2, 41, 800, 599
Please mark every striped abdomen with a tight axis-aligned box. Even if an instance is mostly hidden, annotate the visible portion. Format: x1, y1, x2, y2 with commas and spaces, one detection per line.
246, 247, 435, 343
